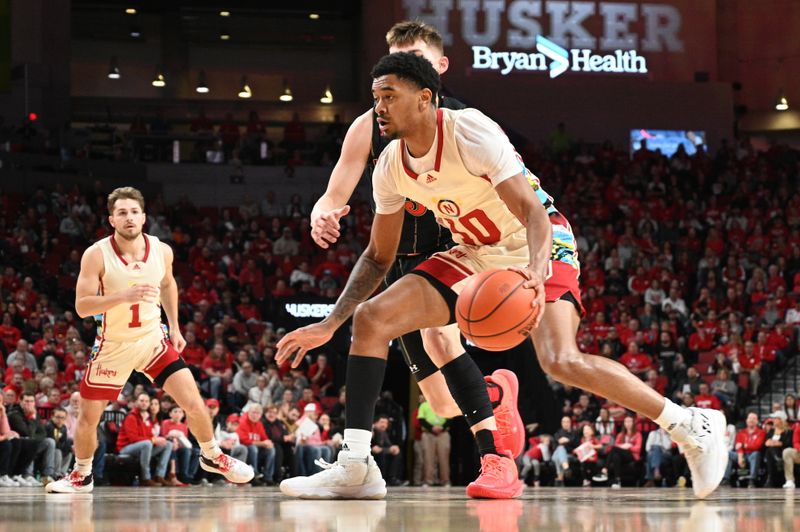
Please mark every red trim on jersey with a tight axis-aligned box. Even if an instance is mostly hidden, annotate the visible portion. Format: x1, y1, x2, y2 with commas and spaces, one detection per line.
109, 233, 150, 266
142, 340, 169, 373
399, 142, 419, 180
434, 108, 444, 172
479, 174, 491, 184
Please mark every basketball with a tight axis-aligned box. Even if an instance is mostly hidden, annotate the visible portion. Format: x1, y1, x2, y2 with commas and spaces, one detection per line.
456, 268, 539, 351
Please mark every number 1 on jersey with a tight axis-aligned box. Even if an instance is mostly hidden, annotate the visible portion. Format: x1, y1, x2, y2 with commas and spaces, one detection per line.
128, 304, 142, 328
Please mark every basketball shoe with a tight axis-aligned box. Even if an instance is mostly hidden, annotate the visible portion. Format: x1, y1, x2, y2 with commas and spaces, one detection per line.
199, 453, 255, 483
486, 370, 525, 458
667, 407, 727, 499
45, 471, 94, 493
279, 449, 386, 499
466, 451, 524, 499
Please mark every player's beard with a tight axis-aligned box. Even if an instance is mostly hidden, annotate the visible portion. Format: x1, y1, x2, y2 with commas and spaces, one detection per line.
115, 226, 142, 241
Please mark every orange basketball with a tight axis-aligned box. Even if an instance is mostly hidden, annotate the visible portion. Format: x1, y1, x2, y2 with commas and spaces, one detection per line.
456, 268, 539, 351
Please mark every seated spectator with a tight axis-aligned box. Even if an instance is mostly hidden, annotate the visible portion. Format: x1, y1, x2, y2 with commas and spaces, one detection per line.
765, 411, 793, 487
273, 227, 300, 257
710, 369, 737, 409
289, 261, 315, 290
619, 341, 652, 378
726, 412, 765, 487
215, 413, 249, 467
231, 361, 257, 409
308, 354, 334, 396
520, 434, 550, 487
782, 416, 800, 488
694, 383, 722, 410
672, 366, 702, 403
160, 406, 193, 486
372, 414, 402, 486
594, 415, 642, 488
237, 404, 275, 485
202, 343, 233, 400
272, 374, 301, 405
45, 407, 72, 479
294, 403, 332, 476
245, 375, 273, 411
573, 424, 602, 487
297, 387, 322, 415
785, 394, 799, 424
8, 392, 56, 486
6, 339, 37, 372
0, 398, 29, 487
644, 427, 674, 487
738, 341, 762, 396
262, 405, 292, 482
418, 395, 450, 487
116, 393, 171, 487
551, 416, 579, 486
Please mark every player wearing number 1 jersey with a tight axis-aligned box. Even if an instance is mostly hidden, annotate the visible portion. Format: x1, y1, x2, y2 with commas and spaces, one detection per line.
46, 187, 253, 493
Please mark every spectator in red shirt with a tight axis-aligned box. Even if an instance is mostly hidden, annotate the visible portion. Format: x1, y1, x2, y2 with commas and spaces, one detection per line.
595, 415, 642, 488
739, 341, 762, 396
0, 313, 22, 352
63, 351, 88, 384
181, 331, 207, 368
161, 405, 192, 486
619, 342, 652, 378
4, 359, 31, 386
201, 343, 233, 400
726, 412, 766, 486
782, 418, 800, 488
237, 259, 265, 301
296, 387, 323, 415
308, 354, 334, 396
236, 293, 261, 324
185, 276, 211, 307
237, 404, 275, 485
116, 393, 171, 486
573, 424, 603, 487
189, 311, 211, 343
694, 383, 722, 410
588, 312, 612, 340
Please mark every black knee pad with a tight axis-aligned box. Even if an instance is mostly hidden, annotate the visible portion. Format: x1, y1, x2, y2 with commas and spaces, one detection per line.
154, 358, 189, 388
397, 330, 439, 381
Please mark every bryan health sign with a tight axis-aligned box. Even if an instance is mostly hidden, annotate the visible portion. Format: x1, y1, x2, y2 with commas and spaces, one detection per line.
403, 0, 687, 78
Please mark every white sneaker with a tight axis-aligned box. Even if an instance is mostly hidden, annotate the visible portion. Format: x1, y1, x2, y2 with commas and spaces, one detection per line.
610, 482, 621, 489
45, 471, 94, 493
783, 480, 795, 489
0, 475, 19, 487
668, 407, 727, 499
199, 452, 254, 484
13, 475, 39, 487
279, 450, 386, 499
25, 476, 42, 487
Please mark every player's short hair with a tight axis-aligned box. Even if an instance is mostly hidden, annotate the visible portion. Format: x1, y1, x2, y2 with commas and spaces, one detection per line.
107, 186, 145, 215
385, 20, 444, 54
371, 52, 441, 96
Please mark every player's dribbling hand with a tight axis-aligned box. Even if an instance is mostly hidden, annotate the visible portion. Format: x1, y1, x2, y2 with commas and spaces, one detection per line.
275, 323, 335, 368
121, 283, 159, 304
311, 205, 350, 249
170, 329, 186, 353
508, 266, 546, 329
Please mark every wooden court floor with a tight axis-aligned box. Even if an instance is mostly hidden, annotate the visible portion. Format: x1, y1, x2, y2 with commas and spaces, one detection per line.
0, 486, 797, 531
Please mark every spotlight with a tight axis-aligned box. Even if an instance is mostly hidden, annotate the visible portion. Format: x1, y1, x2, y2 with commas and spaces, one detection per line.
320, 86, 333, 104
238, 76, 252, 99
152, 67, 165, 87
309, 13, 320, 20
220, 32, 231, 41
196, 71, 209, 93
125, 8, 137, 15
776, 90, 789, 111
108, 56, 120, 79
280, 80, 293, 102
219, 10, 230, 17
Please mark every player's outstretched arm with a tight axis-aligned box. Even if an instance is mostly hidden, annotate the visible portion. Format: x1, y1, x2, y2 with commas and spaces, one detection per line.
496, 173, 552, 326
276, 207, 404, 367
310, 108, 374, 249
74, 245, 159, 318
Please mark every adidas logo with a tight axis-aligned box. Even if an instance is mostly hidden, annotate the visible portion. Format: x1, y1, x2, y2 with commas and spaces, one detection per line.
133, 264, 141, 270
426, 174, 437, 183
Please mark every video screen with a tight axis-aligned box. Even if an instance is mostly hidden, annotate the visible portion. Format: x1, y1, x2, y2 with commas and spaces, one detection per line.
630, 129, 706, 157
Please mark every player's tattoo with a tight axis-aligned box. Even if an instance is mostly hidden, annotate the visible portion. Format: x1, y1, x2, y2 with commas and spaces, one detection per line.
326, 255, 392, 327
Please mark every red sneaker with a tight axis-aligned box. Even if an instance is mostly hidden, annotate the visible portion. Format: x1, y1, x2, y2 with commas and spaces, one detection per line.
486, 370, 525, 458
466, 452, 524, 499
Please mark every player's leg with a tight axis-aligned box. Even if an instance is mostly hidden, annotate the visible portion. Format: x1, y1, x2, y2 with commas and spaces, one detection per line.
159, 365, 254, 483
45, 397, 107, 493
531, 298, 727, 498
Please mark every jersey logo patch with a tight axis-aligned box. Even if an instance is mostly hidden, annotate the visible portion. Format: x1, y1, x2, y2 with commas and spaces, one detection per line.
404, 200, 427, 217
437, 199, 461, 218
426, 174, 437, 184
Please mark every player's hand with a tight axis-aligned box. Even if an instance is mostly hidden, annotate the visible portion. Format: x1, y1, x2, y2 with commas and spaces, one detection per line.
121, 283, 159, 304
169, 329, 186, 353
311, 205, 350, 249
508, 266, 546, 329
275, 322, 335, 368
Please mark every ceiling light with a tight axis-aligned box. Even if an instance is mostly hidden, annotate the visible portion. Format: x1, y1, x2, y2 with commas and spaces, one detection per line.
152, 67, 165, 87
280, 80, 293, 102
320, 86, 333, 104
309, 13, 320, 20
130, 28, 142, 38
125, 8, 137, 15
776, 90, 789, 111
219, 10, 230, 17
238, 76, 252, 99
107, 56, 120, 79
196, 70, 209, 93
220, 32, 230, 41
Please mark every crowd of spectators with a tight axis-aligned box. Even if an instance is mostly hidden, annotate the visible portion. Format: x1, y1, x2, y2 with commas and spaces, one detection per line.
1, 131, 799, 489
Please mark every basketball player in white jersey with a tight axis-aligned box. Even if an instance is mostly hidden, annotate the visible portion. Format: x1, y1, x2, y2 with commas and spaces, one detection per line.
46, 187, 253, 493
276, 53, 727, 499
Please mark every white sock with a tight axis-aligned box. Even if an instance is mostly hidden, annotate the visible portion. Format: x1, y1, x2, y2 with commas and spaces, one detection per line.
75, 457, 93, 476
199, 439, 222, 459
343, 429, 372, 457
655, 399, 691, 432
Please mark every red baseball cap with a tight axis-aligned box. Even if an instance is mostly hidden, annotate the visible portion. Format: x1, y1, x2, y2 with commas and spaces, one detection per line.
205, 398, 220, 408
226, 414, 240, 424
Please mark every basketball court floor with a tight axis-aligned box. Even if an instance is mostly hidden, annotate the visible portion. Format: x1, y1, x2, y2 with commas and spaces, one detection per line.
0, 486, 795, 531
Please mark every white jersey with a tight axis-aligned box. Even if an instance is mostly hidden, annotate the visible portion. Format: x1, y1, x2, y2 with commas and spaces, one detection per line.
373, 107, 531, 252
93, 233, 165, 342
